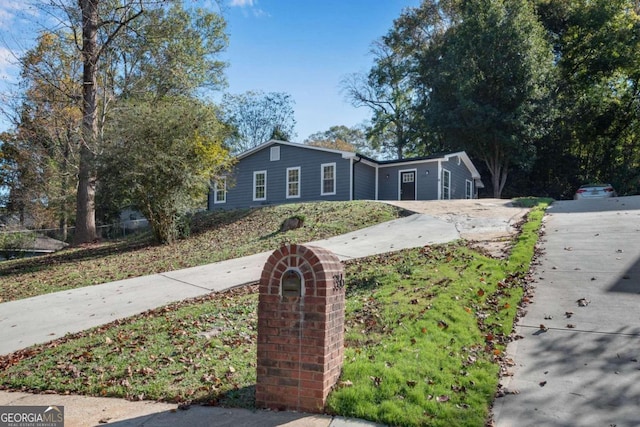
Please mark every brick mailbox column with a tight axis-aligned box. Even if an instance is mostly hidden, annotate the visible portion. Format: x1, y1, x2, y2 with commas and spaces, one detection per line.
256, 244, 345, 413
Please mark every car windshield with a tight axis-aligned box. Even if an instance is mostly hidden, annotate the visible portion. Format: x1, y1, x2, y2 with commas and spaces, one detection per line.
580, 184, 610, 189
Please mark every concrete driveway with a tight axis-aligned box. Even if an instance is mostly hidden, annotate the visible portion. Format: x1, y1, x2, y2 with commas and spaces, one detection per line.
0, 212, 461, 356
0, 201, 530, 356
493, 196, 640, 426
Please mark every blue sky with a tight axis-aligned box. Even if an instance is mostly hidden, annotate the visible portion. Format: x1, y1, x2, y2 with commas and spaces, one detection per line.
0, 0, 420, 140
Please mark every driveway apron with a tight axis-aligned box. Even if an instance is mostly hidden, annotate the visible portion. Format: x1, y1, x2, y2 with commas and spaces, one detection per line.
493, 197, 640, 426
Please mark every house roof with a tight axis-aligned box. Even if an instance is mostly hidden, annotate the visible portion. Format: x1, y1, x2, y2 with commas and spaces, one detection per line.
237, 139, 357, 160
238, 140, 483, 186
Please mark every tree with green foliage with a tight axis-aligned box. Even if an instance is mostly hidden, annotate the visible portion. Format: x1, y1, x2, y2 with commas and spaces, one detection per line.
6, 0, 229, 240
532, 0, 640, 197
100, 98, 234, 244
304, 125, 379, 156
0, 32, 82, 234
221, 91, 297, 153
111, 3, 228, 99
342, 41, 418, 159
413, 0, 556, 198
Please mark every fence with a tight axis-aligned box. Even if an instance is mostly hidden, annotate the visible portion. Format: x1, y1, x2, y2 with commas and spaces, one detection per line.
0, 219, 151, 245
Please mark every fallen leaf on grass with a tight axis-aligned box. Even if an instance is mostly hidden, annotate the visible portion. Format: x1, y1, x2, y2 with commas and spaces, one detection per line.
451, 384, 466, 393
437, 320, 449, 329
338, 380, 353, 388
436, 395, 450, 403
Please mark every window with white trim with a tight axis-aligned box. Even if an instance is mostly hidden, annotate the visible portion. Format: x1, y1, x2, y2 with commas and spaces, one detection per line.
442, 169, 451, 200
253, 171, 267, 201
321, 163, 336, 195
213, 177, 227, 204
465, 179, 473, 199
286, 167, 301, 198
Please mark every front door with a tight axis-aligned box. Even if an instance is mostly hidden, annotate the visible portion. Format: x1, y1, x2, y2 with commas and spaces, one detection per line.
400, 171, 416, 200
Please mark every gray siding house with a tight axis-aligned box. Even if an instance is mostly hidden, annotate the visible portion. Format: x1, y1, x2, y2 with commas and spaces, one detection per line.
208, 140, 483, 210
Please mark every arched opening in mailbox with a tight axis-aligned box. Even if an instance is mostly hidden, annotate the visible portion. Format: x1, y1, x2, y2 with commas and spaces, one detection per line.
281, 269, 303, 297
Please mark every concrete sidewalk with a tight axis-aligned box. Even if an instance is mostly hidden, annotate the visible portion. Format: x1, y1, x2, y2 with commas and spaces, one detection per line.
0, 391, 385, 427
493, 196, 640, 426
0, 213, 458, 356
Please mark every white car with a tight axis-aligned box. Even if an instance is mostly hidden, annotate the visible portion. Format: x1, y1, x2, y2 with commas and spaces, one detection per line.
574, 183, 617, 200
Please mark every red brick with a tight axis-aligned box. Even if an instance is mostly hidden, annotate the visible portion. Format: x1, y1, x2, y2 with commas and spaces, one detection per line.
257, 244, 345, 413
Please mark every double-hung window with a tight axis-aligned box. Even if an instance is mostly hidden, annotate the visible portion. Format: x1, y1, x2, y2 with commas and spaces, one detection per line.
287, 167, 301, 198
465, 179, 473, 199
253, 171, 267, 201
321, 163, 336, 195
213, 177, 227, 204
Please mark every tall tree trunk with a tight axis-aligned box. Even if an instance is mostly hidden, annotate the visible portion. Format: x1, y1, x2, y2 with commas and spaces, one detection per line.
490, 167, 508, 199
485, 143, 508, 199
396, 123, 404, 160
59, 168, 69, 242
75, 0, 99, 244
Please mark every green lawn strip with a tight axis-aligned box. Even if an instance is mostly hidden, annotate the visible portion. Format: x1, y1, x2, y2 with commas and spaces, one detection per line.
326, 201, 550, 426
0, 286, 260, 407
0, 201, 401, 302
0, 200, 549, 426
327, 246, 506, 426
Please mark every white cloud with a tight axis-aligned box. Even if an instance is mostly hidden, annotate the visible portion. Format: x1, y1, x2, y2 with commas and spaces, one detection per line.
0, 1, 39, 31
0, 46, 12, 66
229, 0, 255, 7
227, 0, 269, 18
0, 47, 18, 82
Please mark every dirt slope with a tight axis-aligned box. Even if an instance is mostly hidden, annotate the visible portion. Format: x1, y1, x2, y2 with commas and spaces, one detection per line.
384, 199, 531, 257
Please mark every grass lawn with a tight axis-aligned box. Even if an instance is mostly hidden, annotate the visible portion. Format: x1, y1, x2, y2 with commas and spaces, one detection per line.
0, 199, 549, 426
